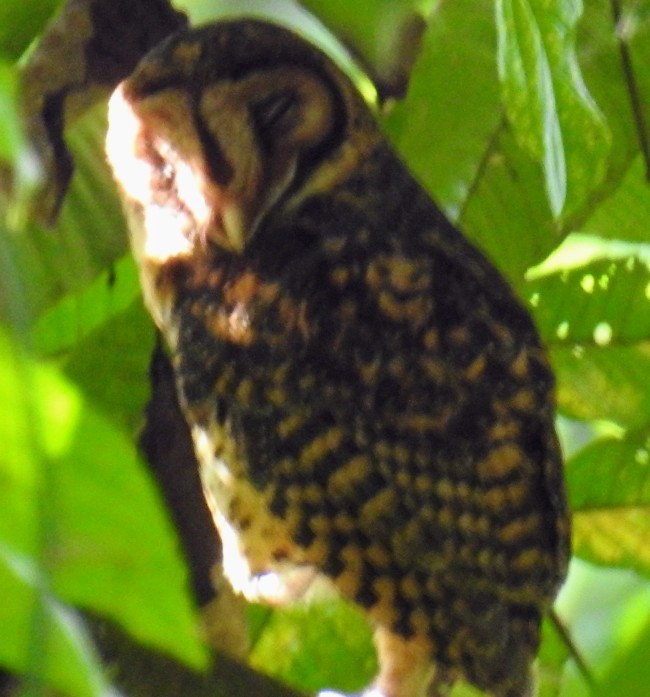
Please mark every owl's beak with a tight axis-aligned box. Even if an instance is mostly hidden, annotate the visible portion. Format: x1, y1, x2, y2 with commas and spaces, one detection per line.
219, 204, 246, 253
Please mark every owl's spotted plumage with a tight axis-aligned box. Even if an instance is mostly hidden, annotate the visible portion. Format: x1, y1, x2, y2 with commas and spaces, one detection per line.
106, 19, 569, 697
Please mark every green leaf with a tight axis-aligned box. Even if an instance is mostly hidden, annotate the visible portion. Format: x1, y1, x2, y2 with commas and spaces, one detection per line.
460, 124, 560, 287
5, 106, 129, 322
298, 0, 434, 95
568, 427, 650, 575
0, 326, 207, 674
62, 298, 155, 432
250, 598, 376, 694
578, 3, 650, 191
495, 0, 611, 218
0, 543, 111, 697
31, 254, 141, 358
525, 236, 650, 346
568, 428, 650, 512
384, 0, 501, 220
537, 618, 571, 697
552, 344, 650, 428
0, 61, 24, 165
0, 0, 61, 59
595, 610, 650, 697
570, 156, 650, 244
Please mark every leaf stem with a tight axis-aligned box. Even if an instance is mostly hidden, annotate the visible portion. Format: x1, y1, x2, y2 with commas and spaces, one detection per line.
548, 607, 595, 689
610, 0, 650, 180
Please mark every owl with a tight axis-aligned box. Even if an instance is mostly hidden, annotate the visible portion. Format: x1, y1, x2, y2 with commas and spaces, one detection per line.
104, 18, 570, 697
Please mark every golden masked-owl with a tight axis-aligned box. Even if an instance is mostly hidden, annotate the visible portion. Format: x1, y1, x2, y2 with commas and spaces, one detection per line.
104, 18, 570, 697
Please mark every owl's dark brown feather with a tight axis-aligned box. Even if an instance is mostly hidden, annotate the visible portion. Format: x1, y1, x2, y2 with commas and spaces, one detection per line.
106, 20, 570, 697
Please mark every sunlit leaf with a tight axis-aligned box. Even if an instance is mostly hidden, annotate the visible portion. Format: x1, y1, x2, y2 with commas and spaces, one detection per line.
537, 618, 571, 697
552, 344, 650, 428
578, 3, 650, 192
0, 61, 24, 165
595, 610, 650, 697
0, 0, 60, 59
495, 0, 611, 217
0, 327, 206, 673
569, 427, 650, 574
573, 156, 650, 244
250, 598, 375, 694
31, 255, 141, 357
62, 298, 155, 431
384, 0, 501, 220
525, 237, 650, 346
568, 427, 650, 511
460, 124, 559, 287
299, 0, 434, 97
573, 509, 650, 578
0, 543, 112, 697
4, 106, 128, 321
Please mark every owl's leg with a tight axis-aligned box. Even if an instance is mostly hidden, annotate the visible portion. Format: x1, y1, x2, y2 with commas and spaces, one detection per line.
371, 627, 437, 697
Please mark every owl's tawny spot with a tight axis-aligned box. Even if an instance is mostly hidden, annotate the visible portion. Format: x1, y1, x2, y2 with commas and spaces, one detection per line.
498, 514, 542, 545
302, 483, 324, 505
395, 470, 411, 489
437, 506, 455, 529
510, 349, 530, 379
360, 489, 397, 527
510, 389, 536, 411
489, 419, 521, 442
332, 511, 355, 534
334, 567, 361, 599
483, 486, 507, 511
447, 325, 471, 346
205, 303, 255, 346
299, 426, 345, 469
506, 479, 530, 507
235, 377, 256, 404
330, 266, 350, 287
277, 412, 306, 439
277, 297, 311, 342
326, 454, 371, 498
414, 475, 433, 496
477, 549, 494, 570
419, 356, 447, 382
366, 255, 430, 294
512, 549, 544, 573
366, 543, 391, 569
394, 412, 452, 435
435, 478, 454, 500
422, 329, 439, 351
455, 482, 472, 503
392, 444, 410, 468
223, 269, 264, 302
366, 255, 433, 329
172, 40, 202, 68
463, 354, 487, 381
478, 443, 522, 481
309, 514, 332, 536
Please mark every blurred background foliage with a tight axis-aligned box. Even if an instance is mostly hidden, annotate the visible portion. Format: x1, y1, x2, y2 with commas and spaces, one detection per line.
2, 0, 650, 695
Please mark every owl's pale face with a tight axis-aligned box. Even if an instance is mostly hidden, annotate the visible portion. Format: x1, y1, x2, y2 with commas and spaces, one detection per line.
106, 23, 380, 267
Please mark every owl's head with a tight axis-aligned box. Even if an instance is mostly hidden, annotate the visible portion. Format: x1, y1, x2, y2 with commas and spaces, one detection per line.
106, 19, 380, 261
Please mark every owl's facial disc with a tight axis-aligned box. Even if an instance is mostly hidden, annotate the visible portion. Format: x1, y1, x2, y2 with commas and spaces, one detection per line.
107, 66, 335, 259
